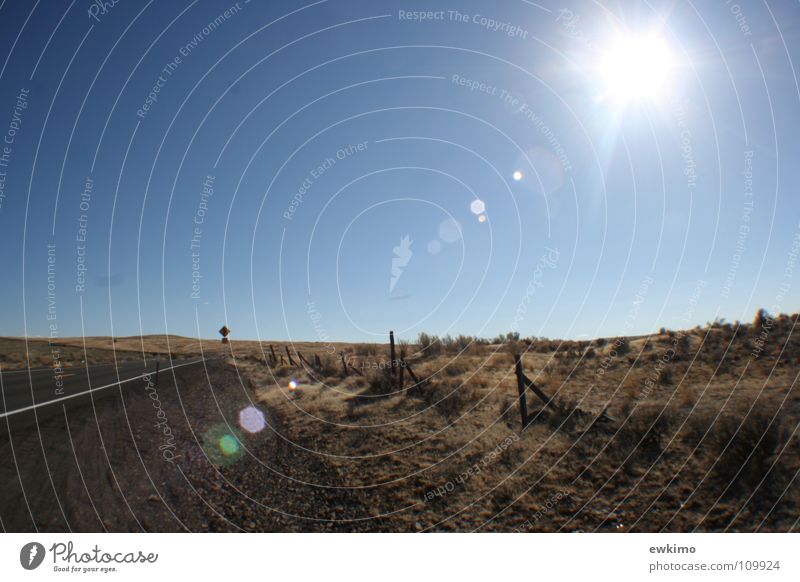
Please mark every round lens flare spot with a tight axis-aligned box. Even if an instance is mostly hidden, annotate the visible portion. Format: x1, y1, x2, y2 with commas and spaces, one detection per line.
513, 170, 524, 181
438, 218, 462, 243
238, 406, 267, 434
478, 214, 487, 223
202, 424, 245, 466
288, 379, 299, 390
218, 434, 240, 456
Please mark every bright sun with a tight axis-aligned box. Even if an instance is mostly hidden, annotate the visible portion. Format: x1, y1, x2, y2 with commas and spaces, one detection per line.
597, 34, 675, 103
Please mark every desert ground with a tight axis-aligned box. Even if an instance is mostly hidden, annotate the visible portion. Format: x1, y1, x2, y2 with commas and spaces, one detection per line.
1, 311, 798, 532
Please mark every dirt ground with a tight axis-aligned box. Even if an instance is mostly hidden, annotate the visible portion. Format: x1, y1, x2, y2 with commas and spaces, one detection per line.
1, 312, 798, 531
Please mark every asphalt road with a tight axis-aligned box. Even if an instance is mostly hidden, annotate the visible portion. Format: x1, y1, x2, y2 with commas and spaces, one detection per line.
0, 358, 207, 422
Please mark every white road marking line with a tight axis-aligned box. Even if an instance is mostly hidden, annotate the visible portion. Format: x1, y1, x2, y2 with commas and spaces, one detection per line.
0, 358, 208, 419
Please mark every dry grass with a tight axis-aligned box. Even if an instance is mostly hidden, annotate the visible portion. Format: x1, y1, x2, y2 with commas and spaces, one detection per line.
218, 312, 800, 531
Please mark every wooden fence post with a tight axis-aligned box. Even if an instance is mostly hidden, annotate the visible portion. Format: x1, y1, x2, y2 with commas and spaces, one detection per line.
514, 354, 564, 422
297, 351, 314, 370
514, 354, 529, 429
285, 346, 295, 366
155, 360, 160, 387
269, 344, 278, 365
389, 330, 397, 384
402, 357, 421, 387
340, 352, 348, 376
399, 349, 405, 388
347, 361, 364, 376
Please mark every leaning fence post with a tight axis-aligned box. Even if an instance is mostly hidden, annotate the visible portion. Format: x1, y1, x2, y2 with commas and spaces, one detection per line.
403, 357, 421, 387
514, 354, 529, 429
340, 352, 348, 376
297, 351, 314, 370
155, 360, 160, 387
269, 344, 278, 365
285, 346, 295, 366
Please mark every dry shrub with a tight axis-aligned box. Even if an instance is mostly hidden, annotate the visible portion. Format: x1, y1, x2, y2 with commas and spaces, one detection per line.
621, 373, 642, 401
313, 356, 341, 377
344, 370, 398, 416
705, 410, 794, 502
354, 343, 381, 357
613, 337, 631, 356
413, 378, 477, 418
682, 408, 716, 449
545, 402, 582, 433
441, 359, 470, 377
677, 385, 697, 408
613, 407, 676, 460
417, 332, 442, 357
350, 375, 369, 389
490, 481, 518, 511
437, 334, 483, 354
364, 368, 397, 397
499, 395, 519, 428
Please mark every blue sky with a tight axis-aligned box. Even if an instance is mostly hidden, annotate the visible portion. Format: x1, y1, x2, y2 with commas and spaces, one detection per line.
0, 0, 798, 343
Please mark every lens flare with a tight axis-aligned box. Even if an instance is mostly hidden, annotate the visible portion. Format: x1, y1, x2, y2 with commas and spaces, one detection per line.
202, 424, 245, 466
218, 434, 240, 456
478, 214, 487, 223
238, 406, 267, 433
513, 170, 524, 181
438, 218, 462, 243
514, 147, 565, 195
288, 379, 298, 390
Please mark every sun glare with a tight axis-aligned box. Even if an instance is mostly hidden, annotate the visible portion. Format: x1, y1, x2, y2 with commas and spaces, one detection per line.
597, 34, 674, 103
